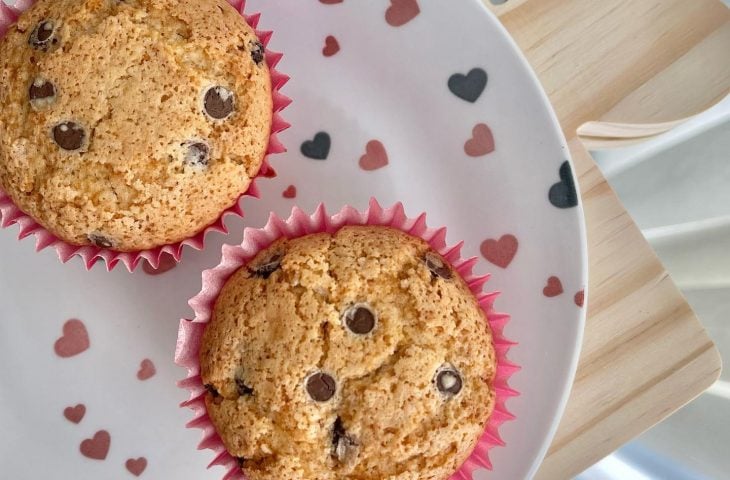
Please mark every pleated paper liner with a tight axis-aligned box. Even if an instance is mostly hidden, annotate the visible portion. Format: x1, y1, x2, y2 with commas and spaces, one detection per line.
0, 0, 290, 271
175, 199, 520, 479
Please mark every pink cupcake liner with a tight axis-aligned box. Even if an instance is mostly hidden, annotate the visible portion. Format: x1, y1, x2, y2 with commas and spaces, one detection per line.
0, 0, 290, 272
175, 199, 520, 479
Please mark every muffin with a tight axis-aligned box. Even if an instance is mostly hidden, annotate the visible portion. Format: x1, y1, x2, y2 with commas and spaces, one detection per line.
0, 0, 272, 251
200, 226, 497, 480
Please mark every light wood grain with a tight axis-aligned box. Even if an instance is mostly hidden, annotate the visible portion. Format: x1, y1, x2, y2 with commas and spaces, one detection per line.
482, 0, 729, 478
600, 22, 730, 124
577, 120, 693, 139
493, 0, 729, 136
537, 140, 722, 479
577, 118, 697, 149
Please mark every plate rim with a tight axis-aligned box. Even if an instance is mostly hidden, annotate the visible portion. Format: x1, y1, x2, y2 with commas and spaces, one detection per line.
468, 1, 589, 477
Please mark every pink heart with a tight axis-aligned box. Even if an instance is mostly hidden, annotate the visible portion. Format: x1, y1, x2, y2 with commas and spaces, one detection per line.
142, 254, 177, 276
386, 0, 420, 27
80, 430, 110, 461
54, 319, 90, 358
63, 404, 86, 424
323, 35, 340, 57
480, 234, 518, 268
465, 123, 495, 157
575, 290, 585, 307
126, 457, 148, 476
543, 276, 564, 297
282, 185, 297, 199
359, 140, 389, 171
137, 359, 156, 381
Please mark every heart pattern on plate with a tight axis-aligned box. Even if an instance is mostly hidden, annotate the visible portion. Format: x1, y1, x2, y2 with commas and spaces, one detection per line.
385, 0, 420, 27
126, 457, 148, 477
549, 161, 579, 209
80, 430, 111, 461
54, 319, 90, 358
543, 276, 564, 297
301, 132, 331, 160
575, 290, 585, 307
465, 123, 495, 157
481, 234, 518, 268
63, 404, 86, 424
359, 140, 389, 171
282, 185, 297, 199
449, 68, 488, 103
137, 359, 156, 381
319, 0, 343, 4
323, 35, 340, 56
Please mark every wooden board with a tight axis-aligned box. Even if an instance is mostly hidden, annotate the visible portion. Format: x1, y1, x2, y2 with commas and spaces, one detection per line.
482, 1, 729, 478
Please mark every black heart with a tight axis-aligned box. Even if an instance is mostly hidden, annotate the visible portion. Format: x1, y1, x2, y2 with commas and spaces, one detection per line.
301, 132, 331, 160
448, 68, 488, 103
549, 161, 578, 209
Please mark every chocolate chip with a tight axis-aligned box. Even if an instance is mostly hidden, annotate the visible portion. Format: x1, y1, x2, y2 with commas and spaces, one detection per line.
29, 78, 55, 102
250, 252, 283, 279
424, 252, 452, 280
331, 417, 357, 462
87, 233, 114, 249
332, 417, 346, 447
250, 40, 265, 65
435, 365, 463, 397
235, 377, 254, 396
203, 86, 235, 120
306, 372, 336, 402
183, 140, 209, 167
29, 20, 56, 50
204, 384, 220, 397
52, 122, 85, 151
236, 457, 246, 468
204, 384, 224, 405
343, 304, 376, 335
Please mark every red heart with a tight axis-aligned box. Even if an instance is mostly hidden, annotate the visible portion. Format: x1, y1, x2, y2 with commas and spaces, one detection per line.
543, 276, 564, 297
386, 0, 420, 27
480, 234, 518, 268
80, 430, 110, 461
54, 319, 90, 358
63, 404, 86, 424
359, 140, 389, 171
322, 35, 340, 57
319, 0, 343, 4
126, 457, 148, 476
575, 290, 585, 307
142, 254, 177, 276
137, 359, 156, 381
282, 185, 297, 199
465, 123, 495, 157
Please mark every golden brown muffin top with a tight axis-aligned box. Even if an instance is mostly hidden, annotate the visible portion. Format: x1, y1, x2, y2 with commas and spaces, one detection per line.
201, 226, 496, 480
0, 0, 272, 250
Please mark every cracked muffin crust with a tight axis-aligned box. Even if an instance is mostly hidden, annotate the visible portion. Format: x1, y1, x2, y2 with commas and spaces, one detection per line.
0, 0, 272, 251
200, 226, 497, 480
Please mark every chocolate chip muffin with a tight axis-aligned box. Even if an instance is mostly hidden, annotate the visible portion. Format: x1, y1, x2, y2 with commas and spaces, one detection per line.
200, 226, 497, 480
0, 0, 272, 251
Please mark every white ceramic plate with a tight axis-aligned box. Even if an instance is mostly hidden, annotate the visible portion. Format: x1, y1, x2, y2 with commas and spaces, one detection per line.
0, 0, 587, 479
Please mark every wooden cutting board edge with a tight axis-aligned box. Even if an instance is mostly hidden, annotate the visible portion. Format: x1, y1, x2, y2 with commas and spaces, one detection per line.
534, 138, 723, 479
